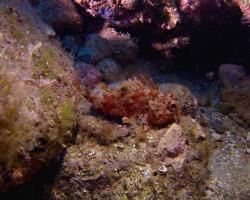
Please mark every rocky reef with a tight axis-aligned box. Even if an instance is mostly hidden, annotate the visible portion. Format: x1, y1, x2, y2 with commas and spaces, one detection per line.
73, 0, 248, 66
0, 0, 250, 199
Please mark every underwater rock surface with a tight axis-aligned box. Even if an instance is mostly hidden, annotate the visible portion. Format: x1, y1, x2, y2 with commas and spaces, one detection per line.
48, 116, 209, 200
73, 0, 245, 64
0, 0, 88, 191
36, 0, 84, 34
0, 1, 250, 199
219, 64, 250, 124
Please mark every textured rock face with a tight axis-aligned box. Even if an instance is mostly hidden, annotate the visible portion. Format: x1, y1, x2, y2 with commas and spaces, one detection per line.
219, 64, 250, 124
99, 27, 138, 64
74, 0, 242, 60
0, 1, 87, 191
61, 35, 81, 55
156, 124, 188, 171
96, 58, 122, 82
47, 116, 209, 200
1, 1, 250, 199
36, 0, 83, 33
77, 34, 113, 64
197, 107, 233, 134
80, 115, 130, 144
234, 0, 250, 26
219, 64, 247, 87
205, 128, 250, 200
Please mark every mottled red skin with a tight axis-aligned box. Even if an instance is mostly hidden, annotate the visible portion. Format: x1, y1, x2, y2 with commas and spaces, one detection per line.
87, 77, 180, 125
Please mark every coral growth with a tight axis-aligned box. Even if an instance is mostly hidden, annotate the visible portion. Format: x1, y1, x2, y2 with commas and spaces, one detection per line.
74, 0, 243, 62
86, 75, 180, 125
234, 0, 250, 26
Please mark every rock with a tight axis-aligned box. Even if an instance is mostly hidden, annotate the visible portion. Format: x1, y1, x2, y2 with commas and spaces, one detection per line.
74, 0, 237, 29
74, 0, 242, 63
79, 115, 131, 144
0, 2, 88, 191
47, 143, 148, 200
245, 148, 250, 155
121, 0, 138, 10
48, 121, 209, 200
179, 116, 206, 141
211, 132, 223, 141
99, 27, 138, 64
39, 23, 56, 38
247, 132, 250, 142
192, 80, 221, 107
206, 128, 250, 199
61, 35, 80, 55
160, 83, 198, 116
96, 58, 122, 82
77, 34, 113, 64
197, 107, 233, 134
219, 64, 247, 87
74, 62, 102, 88
156, 124, 188, 171
158, 165, 168, 174
219, 64, 250, 124
36, 0, 83, 33
77, 47, 96, 63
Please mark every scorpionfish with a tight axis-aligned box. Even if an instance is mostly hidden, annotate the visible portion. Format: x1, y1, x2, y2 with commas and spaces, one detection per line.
86, 75, 180, 125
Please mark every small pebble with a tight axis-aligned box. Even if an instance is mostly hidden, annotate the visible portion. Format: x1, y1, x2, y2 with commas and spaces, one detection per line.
158, 165, 168, 174
246, 132, 250, 142
88, 150, 96, 156
41, 24, 56, 38
113, 143, 124, 150
245, 148, 250, 154
211, 132, 223, 141
142, 168, 151, 177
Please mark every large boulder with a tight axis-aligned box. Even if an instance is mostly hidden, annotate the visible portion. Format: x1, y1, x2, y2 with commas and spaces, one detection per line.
99, 27, 138, 64
36, 0, 83, 34
47, 116, 209, 199
219, 64, 250, 124
96, 58, 123, 83
77, 34, 113, 64
0, 1, 88, 191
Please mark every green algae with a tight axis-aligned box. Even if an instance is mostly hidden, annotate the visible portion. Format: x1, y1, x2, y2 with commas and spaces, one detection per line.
0, 76, 20, 135
39, 88, 56, 104
60, 102, 76, 131
0, 2, 84, 191
0, 8, 28, 45
32, 46, 57, 79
